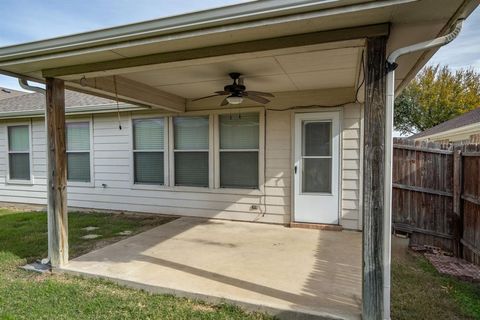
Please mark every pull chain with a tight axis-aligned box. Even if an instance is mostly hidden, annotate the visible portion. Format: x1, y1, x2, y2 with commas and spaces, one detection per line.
113, 75, 122, 130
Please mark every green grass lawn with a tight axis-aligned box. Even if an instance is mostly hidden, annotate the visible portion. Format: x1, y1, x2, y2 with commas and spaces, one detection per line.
0, 209, 272, 320
391, 238, 480, 320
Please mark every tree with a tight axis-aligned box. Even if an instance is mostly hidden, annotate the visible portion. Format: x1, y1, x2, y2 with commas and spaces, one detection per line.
394, 65, 480, 135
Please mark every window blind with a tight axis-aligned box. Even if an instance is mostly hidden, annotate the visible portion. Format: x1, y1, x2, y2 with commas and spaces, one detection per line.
8, 126, 30, 181
220, 152, 258, 189
8, 126, 29, 152
67, 122, 90, 151
134, 152, 164, 184
174, 116, 209, 187
133, 118, 164, 150
67, 153, 91, 182
133, 118, 164, 185
66, 122, 91, 182
219, 113, 259, 189
174, 116, 209, 150
220, 113, 259, 149
9, 154, 30, 180
175, 152, 208, 187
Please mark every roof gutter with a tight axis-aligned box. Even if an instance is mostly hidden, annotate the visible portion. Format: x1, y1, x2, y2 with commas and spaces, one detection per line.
0, 104, 144, 120
382, 19, 464, 320
0, 0, 414, 64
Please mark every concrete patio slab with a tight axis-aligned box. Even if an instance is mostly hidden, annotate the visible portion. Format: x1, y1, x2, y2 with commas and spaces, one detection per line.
60, 217, 362, 319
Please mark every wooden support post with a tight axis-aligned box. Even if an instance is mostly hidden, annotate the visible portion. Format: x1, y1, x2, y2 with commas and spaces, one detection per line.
46, 78, 68, 268
453, 149, 463, 258
363, 36, 387, 320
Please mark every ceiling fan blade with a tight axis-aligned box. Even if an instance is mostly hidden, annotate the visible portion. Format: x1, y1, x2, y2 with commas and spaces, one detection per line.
244, 93, 270, 104
220, 97, 229, 106
245, 90, 274, 97
192, 94, 221, 101
192, 91, 229, 101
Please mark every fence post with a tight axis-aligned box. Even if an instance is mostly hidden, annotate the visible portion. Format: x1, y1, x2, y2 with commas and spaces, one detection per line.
453, 148, 463, 258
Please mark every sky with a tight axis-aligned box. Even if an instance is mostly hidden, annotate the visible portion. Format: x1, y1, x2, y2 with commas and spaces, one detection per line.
0, 0, 478, 91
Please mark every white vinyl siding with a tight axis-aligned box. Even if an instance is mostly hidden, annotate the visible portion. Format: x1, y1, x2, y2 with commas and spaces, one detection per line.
66, 122, 91, 182
341, 103, 363, 230
219, 113, 259, 189
0, 103, 362, 229
7, 125, 31, 181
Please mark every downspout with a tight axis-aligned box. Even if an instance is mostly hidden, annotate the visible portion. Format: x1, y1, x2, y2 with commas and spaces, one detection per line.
383, 19, 464, 319
18, 78, 45, 94
18, 78, 51, 265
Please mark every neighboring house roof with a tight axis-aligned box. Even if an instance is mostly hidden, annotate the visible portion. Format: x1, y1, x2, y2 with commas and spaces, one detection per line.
0, 87, 28, 100
0, 88, 144, 118
411, 107, 480, 140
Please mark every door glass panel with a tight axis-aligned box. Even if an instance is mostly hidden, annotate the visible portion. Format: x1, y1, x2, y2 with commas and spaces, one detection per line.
302, 158, 331, 193
303, 121, 331, 156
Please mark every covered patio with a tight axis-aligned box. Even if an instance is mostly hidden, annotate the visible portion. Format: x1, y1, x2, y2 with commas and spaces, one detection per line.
61, 217, 362, 319
0, 1, 477, 319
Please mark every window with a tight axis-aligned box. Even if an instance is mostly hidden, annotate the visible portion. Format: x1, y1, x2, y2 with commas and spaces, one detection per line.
219, 113, 259, 189
66, 122, 91, 182
7, 125, 31, 181
133, 118, 165, 185
173, 116, 209, 187
302, 121, 332, 193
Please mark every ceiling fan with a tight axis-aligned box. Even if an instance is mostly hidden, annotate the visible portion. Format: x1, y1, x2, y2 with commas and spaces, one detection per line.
192, 72, 274, 106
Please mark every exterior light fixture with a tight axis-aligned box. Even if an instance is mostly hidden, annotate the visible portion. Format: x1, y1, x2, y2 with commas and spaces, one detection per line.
226, 94, 243, 105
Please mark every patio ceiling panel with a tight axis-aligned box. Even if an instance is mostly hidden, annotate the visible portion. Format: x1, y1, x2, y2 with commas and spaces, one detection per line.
119, 45, 363, 100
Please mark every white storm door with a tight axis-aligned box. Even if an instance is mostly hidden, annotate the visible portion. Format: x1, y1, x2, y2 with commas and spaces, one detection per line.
294, 112, 340, 224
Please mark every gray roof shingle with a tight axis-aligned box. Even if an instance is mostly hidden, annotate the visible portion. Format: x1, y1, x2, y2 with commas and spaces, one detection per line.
0, 87, 28, 100
411, 107, 480, 139
0, 89, 121, 114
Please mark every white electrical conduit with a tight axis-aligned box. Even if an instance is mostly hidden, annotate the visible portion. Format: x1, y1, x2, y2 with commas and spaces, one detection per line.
383, 19, 464, 319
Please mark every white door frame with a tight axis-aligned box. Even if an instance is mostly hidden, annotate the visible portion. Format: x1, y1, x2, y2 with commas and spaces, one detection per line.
291, 109, 342, 224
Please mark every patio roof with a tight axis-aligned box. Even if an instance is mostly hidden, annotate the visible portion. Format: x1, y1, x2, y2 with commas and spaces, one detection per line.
1, 1, 478, 319
0, 0, 476, 112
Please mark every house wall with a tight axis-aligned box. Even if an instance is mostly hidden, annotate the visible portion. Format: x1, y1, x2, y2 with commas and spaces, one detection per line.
0, 99, 363, 230
415, 123, 480, 144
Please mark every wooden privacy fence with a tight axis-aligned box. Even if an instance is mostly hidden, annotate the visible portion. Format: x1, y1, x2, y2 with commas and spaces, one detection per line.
392, 138, 480, 266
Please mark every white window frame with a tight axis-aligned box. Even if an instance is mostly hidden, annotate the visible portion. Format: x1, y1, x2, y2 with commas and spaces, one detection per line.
168, 115, 213, 189
214, 108, 265, 193
66, 117, 94, 187
128, 107, 264, 195
130, 115, 169, 190
5, 121, 33, 185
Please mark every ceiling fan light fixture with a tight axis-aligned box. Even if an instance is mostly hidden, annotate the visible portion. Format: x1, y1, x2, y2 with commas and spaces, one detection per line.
226, 94, 243, 105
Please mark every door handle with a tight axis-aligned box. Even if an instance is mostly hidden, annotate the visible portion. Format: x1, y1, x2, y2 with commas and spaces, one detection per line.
294, 165, 297, 174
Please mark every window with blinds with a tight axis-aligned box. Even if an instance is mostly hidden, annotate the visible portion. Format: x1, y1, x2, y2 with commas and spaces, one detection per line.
133, 118, 164, 185
66, 122, 91, 182
219, 113, 259, 189
8, 125, 30, 181
173, 116, 209, 187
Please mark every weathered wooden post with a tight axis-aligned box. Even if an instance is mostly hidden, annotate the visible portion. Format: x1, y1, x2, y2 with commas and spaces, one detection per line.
363, 36, 388, 319
46, 77, 68, 268
453, 148, 463, 258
